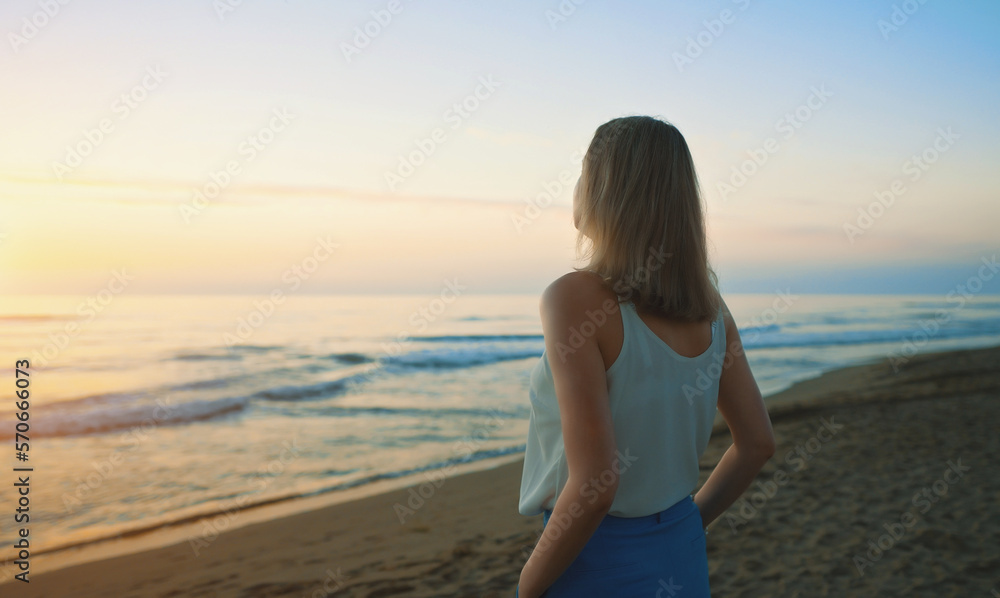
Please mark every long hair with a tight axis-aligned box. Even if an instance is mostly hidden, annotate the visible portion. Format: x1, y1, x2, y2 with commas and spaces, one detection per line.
574, 116, 720, 322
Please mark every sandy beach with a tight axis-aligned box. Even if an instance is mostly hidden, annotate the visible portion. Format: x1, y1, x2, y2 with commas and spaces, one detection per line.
3, 344, 999, 597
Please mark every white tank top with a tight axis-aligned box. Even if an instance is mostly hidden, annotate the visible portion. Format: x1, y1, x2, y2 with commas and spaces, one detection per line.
518, 300, 726, 517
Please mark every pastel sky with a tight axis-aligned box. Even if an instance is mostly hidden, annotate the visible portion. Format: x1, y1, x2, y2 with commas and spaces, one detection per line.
1, 0, 998, 295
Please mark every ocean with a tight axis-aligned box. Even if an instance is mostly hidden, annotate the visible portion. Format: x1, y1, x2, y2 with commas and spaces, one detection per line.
1, 292, 999, 561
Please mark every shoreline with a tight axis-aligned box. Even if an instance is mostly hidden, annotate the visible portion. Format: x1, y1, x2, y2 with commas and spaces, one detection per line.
3, 343, 998, 595
5, 445, 528, 565
0, 451, 526, 585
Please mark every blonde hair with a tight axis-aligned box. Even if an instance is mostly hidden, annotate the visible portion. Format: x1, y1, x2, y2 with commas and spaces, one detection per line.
575, 116, 720, 322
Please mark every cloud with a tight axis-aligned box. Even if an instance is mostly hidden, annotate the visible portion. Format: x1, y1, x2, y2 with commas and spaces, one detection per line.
463, 126, 554, 148
0, 173, 536, 211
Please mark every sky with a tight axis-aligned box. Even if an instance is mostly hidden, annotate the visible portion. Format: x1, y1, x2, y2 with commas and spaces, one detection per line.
1, 0, 998, 295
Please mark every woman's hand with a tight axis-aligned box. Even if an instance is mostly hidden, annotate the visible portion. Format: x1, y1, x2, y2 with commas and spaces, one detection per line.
693, 300, 776, 528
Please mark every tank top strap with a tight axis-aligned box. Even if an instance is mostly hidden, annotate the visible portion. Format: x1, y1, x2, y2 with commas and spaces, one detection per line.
616, 300, 654, 369
616, 297, 637, 323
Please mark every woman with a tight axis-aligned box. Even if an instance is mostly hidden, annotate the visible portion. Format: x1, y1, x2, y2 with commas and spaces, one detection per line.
516, 116, 776, 597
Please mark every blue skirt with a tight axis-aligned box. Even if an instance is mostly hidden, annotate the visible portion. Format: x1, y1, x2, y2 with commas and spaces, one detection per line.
530, 495, 710, 597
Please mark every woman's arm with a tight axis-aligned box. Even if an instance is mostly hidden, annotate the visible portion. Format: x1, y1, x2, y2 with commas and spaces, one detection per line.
517, 274, 621, 598
693, 299, 776, 528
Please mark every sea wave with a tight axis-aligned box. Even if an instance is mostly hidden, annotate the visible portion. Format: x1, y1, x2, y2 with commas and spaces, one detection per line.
743, 320, 1000, 350
299, 404, 526, 420
171, 352, 243, 361
0, 395, 249, 439
324, 352, 372, 364
253, 379, 351, 401
21, 315, 999, 438
384, 345, 543, 368
22, 378, 238, 414
411, 334, 544, 343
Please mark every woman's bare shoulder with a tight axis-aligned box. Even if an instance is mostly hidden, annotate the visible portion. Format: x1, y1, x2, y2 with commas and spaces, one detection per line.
540, 271, 619, 313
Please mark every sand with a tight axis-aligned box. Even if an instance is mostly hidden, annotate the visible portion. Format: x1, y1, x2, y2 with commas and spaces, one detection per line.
2, 345, 998, 597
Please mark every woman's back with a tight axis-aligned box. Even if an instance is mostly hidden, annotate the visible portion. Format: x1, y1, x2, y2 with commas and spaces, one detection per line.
519, 274, 726, 518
